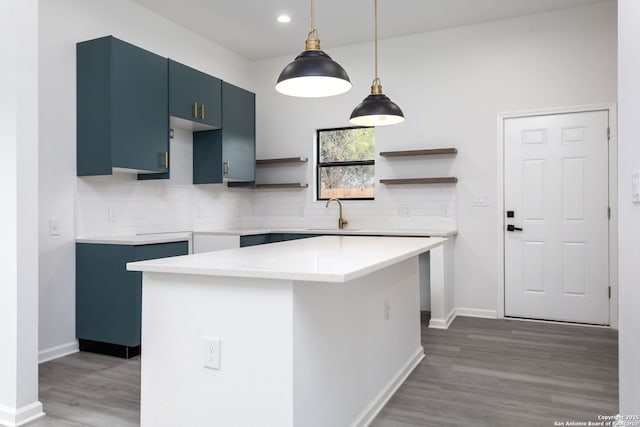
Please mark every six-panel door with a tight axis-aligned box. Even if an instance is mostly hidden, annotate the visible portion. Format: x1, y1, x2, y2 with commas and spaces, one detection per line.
504, 110, 610, 325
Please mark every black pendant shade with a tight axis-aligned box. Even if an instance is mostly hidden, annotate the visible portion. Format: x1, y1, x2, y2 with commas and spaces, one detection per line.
350, 92, 404, 126
349, 0, 404, 126
276, 49, 352, 98
275, 0, 351, 98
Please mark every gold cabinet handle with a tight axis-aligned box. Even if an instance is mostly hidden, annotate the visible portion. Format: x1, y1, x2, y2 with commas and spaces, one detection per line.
224, 160, 230, 175
164, 151, 169, 169
193, 102, 198, 118
201, 104, 205, 120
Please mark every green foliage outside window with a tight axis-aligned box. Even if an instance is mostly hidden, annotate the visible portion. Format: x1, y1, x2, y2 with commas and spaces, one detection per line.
317, 127, 375, 200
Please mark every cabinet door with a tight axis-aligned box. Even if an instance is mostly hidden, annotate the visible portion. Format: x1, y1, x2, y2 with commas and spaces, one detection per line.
198, 73, 222, 128
111, 38, 169, 173
76, 243, 138, 346
169, 60, 199, 124
222, 82, 255, 182
169, 60, 222, 129
76, 241, 189, 348
192, 83, 255, 184
77, 36, 168, 177
193, 235, 240, 253
240, 234, 271, 247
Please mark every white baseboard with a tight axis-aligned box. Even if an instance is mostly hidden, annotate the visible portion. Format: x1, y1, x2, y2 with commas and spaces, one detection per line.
39, 340, 79, 364
0, 401, 44, 427
428, 308, 499, 330
351, 346, 425, 427
455, 308, 498, 319
429, 307, 456, 329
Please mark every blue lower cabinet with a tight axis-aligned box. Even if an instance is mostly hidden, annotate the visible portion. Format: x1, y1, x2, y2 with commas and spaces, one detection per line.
240, 234, 271, 247
76, 241, 188, 358
268, 233, 316, 243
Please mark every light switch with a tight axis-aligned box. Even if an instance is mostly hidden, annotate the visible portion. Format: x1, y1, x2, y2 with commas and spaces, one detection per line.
49, 219, 61, 236
472, 193, 490, 207
633, 172, 640, 204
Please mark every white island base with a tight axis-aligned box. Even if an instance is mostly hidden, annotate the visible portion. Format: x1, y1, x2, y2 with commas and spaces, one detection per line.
129, 236, 447, 427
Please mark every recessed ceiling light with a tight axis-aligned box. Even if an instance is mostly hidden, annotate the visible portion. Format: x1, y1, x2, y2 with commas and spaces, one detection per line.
276, 14, 291, 23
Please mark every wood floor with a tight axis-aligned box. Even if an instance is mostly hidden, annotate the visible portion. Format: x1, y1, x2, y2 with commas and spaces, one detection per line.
32, 317, 617, 426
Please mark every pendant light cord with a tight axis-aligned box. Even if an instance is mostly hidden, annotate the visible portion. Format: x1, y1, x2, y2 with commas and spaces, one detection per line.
306, 0, 320, 49
374, 0, 378, 82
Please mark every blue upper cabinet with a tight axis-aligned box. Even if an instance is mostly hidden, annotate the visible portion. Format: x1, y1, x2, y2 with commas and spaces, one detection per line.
193, 81, 256, 184
169, 60, 222, 130
222, 82, 256, 182
76, 36, 169, 177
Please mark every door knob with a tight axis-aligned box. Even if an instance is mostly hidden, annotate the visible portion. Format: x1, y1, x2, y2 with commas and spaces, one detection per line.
507, 224, 523, 232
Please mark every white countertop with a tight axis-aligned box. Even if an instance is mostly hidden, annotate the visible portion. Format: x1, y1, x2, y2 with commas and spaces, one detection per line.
127, 235, 447, 283
194, 227, 457, 238
76, 232, 192, 245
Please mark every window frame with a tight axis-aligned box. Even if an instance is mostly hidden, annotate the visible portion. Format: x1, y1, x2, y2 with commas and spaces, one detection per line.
316, 126, 375, 201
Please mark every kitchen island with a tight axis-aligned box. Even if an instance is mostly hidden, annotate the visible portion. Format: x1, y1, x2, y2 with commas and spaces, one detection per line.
127, 235, 447, 427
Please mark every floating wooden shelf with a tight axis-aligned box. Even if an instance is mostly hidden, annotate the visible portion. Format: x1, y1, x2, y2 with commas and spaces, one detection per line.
379, 148, 457, 157
380, 177, 458, 185
256, 157, 308, 165
228, 182, 308, 189
255, 183, 308, 189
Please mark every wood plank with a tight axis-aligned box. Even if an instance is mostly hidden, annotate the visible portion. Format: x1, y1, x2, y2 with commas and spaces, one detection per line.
380, 177, 458, 185
256, 157, 308, 165
379, 148, 458, 157
371, 317, 618, 427
33, 317, 617, 427
255, 182, 308, 189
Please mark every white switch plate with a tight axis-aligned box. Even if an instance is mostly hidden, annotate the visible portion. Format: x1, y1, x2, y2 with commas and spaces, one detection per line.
49, 219, 61, 236
108, 208, 117, 222
632, 171, 640, 204
472, 193, 490, 207
202, 337, 221, 370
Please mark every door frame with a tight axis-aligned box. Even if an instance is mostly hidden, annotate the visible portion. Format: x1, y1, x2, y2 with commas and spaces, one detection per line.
496, 103, 618, 329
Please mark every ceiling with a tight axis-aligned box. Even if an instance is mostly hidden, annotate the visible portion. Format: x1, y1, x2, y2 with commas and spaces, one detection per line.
131, 0, 609, 60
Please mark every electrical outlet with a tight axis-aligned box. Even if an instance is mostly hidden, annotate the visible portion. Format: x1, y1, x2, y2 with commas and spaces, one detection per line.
441, 206, 449, 217
632, 171, 640, 203
202, 337, 221, 370
384, 298, 391, 321
399, 205, 410, 217
108, 208, 117, 222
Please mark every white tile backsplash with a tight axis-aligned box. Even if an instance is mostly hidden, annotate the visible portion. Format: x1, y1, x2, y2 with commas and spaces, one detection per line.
76, 132, 457, 236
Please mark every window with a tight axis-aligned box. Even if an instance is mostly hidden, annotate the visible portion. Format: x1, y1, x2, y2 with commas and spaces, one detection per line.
317, 127, 375, 200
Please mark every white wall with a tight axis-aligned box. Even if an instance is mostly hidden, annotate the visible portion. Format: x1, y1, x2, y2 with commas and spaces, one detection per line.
618, 0, 640, 414
40, 0, 618, 357
0, 0, 43, 425
251, 1, 617, 316
38, 0, 254, 359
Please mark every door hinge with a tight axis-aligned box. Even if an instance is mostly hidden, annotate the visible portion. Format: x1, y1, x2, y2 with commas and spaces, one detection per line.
607, 127, 610, 141
609, 286, 611, 299
608, 206, 611, 220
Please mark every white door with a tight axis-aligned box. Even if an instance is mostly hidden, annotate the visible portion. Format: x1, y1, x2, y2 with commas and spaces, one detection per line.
504, 110, 609, 325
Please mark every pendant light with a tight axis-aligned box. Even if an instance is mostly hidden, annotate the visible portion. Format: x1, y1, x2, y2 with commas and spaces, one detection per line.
275, 0, 352, 98
350, 0, 404, 126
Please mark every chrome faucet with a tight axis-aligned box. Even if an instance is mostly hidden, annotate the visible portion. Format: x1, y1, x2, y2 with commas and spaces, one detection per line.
325, 198, 348, 229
